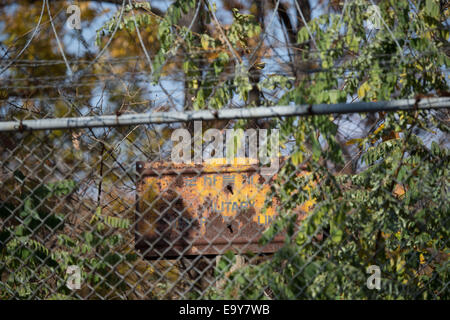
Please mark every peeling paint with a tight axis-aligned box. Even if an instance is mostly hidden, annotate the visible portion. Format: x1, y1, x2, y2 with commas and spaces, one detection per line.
135, 158, 311, 258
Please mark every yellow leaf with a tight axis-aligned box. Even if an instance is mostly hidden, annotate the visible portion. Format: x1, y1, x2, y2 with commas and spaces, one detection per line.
420, 253, 425, 265
254, 62, 265, 70
396, 257, 406, 273
373, 123, 385, 135
345, 138, 363, 146
358, 81, 370, 99
201, 34, 209, 50
393, 184, 406, 197
291, 151, 303, 166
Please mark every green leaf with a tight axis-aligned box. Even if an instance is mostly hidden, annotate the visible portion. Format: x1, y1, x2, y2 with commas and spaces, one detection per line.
297, 26, 310, 44
330, 210, 345, 244
215, 251, 235, 277
311, 135, 322, 161
425, 0, 440, 18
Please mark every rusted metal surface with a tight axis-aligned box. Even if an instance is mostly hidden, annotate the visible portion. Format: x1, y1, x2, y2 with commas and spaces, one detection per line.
135, 158, 310, 258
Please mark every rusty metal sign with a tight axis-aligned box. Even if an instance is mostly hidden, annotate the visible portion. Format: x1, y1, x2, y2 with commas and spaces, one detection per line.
135, 158, 310, 258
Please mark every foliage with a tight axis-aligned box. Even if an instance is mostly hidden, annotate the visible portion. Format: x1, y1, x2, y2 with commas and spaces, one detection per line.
206, 0, 449, 299
0, 0, 448, 300
0, 178, 136, 299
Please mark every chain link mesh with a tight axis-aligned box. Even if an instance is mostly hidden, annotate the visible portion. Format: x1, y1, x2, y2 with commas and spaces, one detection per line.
1, 112, 448, 299
0, 0, 448, 300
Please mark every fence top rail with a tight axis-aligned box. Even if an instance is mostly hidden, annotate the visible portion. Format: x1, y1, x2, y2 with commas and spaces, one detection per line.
1, 97, 449, 132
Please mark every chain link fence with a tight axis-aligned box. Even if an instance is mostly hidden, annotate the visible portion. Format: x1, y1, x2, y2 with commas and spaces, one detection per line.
1, 107, 448, 299
0, 0, 449, 300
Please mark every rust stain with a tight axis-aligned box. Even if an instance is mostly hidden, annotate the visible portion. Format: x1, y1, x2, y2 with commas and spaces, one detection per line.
135, 158, 311, 258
